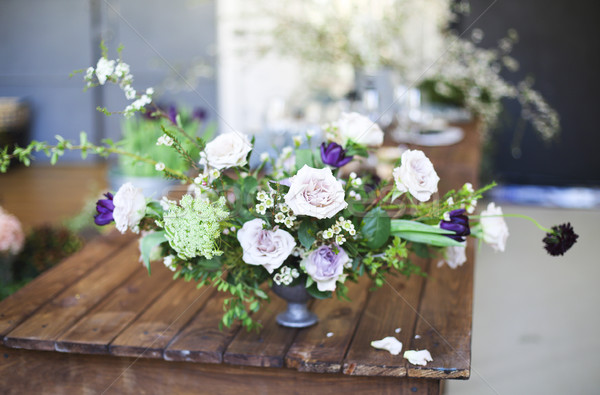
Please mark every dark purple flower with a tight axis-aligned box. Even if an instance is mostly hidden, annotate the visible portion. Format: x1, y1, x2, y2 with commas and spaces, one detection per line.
192, 107, 207, 122
94, 192, 115, 226
320, 142, 353, 168
440, 209, 470, 242
543, 222, 579, 256
166, 105, 178, 125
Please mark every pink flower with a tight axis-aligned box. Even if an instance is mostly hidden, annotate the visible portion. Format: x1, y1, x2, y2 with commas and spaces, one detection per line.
0, 207, 25, 255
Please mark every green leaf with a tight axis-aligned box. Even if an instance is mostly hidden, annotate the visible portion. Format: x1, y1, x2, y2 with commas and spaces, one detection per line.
140, 230, 167, 273
196, 256, 222, 271
361, 207, 391, 249
295, 149, 313, 169
306, 282, 332, 299
390, 219, 454, 235
298, 220, 317, 249
344, 140, 369, 157
394, 231, 463, 247
242, 176, 258, 195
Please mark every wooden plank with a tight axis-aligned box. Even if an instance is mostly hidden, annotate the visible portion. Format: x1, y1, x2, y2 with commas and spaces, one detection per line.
164, 290, 240, 364
343, 258, 429, 377
223, 291, 299, 368
0, 345, 441, 395
0, 230, 133, 339
110, 279, 216, 359
54, 260, 174, 354
406, 242, 475, 379
3, 238, 142, 351
285, 276, 371, 373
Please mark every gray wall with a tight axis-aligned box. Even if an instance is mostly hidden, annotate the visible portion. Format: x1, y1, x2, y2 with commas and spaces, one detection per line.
462, 0, 600, 186
0, 0, 216, 161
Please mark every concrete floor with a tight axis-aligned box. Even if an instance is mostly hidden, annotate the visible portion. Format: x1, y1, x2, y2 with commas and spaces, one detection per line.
447, 204, 600, 395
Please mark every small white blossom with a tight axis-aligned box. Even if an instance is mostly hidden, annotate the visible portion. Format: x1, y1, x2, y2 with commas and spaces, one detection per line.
257, 191, 269, 201
115, 62, 130, 78
349, 229, 356, 236
260, 152, 270, 162
274, 212, 286, 223
155, 162, 166, 171
163, 255, 177, 271
157, 134, 174, 147
124, 85, 136, 100
336, 234, 346, 245
256, 203, 267, 215
95, 57, 115, 85
323, 229, 334, 239
351, 178, 363, 187
446, 197, 454, 206
349, 172, 357, 180
222, 228, 230, 235
146, 87, 154, 96
293, 135, 303, 147
264, 198, 274, 208
209, 168, 220, 180
284, 217, 294, 228
332, 225, 341, 234
291, 268, 299, 278
463, 182, 474, 193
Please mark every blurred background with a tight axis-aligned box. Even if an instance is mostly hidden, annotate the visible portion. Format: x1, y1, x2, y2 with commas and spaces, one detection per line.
1, 0, 599, 393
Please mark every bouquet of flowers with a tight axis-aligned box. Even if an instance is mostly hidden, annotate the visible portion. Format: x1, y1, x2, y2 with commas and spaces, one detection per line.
0, 53, 578, 330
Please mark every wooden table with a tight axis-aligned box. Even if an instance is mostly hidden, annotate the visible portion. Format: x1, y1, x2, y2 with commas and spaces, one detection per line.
0, 124, 480, 394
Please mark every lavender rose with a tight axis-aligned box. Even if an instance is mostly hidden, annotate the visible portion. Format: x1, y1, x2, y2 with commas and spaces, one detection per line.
302, 244, 349, 292
393, 149, 439, 202
237, 218, 296, 273
113, 183, 146, 234
284, 165, 348, 219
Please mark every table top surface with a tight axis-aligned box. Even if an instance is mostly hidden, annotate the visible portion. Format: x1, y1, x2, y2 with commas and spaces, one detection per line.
0, 123, 480, 380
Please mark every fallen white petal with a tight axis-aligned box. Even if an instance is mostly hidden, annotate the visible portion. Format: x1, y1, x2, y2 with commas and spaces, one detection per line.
414, 335, 421, 339
370, 337, 403, 355
403, 350, 433, 366
395, 328, 402, 334
326, 332, 334, 338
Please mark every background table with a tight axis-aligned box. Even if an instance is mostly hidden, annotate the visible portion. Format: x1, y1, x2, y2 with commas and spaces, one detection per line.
0, 123, 480, 394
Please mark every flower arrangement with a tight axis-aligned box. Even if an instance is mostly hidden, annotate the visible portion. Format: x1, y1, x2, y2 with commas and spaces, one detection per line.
0, 53, 578, 330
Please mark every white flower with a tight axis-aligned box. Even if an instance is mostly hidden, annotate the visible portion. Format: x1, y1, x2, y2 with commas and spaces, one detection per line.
123, 85, 136, 100
335, 112, 384, 146
84, 67, 94, 82
237, 218, 296, 273
403, 350, 433, 366
480, 202, 509, 252
393, 150, 440, 202
113, 182, 146, 234
293, 135, 303, 147
95, 57, 115, 85
146, 87, 154, 96
155, 162, 165, 171
371, 337, 403, 355
114, 62, 130, 78
203, 132, 252, 170
284, 165, 347, 219
438, 244, 467, 269
260, 152, 270, 162
163, 255, 176, 271
157, 134, 174, 147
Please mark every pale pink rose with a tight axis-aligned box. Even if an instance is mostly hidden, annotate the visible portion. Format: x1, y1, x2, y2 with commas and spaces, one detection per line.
202, 131, 252, 170
284, 165, 347, 219
393, 149, 439, 202
334, 112, 384, 146
237, 218, 296, 273
0, 207, 25, 255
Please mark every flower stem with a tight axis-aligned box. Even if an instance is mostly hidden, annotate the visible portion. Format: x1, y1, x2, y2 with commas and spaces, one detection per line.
471, 213, 553, 233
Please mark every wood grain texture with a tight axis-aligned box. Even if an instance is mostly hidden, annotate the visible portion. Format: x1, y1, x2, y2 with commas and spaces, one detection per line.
3, 239, 142, 351
0, 345, 441, 395
406, 243, 475, 379
0, 231, 133, 339
285, 276, 371, 373
109, 279, 215, 359
164, 290, 240, 364
223, 292, 299, 368
343, 259, 429, 377
55, 260, 173, 354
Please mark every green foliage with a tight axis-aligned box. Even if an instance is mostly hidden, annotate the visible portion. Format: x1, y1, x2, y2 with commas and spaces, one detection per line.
361, 207, 391, 249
